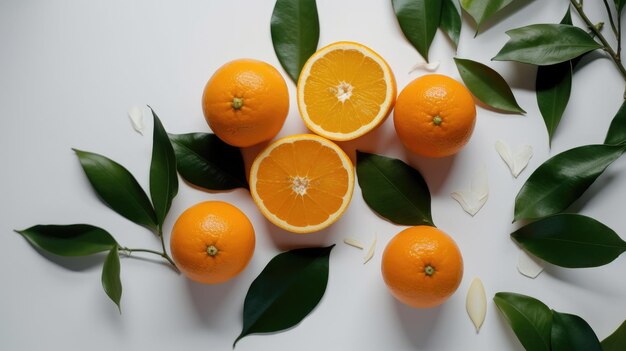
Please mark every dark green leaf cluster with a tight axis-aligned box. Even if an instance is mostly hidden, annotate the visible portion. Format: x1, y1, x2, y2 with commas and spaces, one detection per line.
494, 292, 623, 350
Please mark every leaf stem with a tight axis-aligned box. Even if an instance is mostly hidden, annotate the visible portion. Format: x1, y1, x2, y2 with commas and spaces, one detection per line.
602, 0, 619, 37
119, 246, 179, 273
571, 1, 626, 78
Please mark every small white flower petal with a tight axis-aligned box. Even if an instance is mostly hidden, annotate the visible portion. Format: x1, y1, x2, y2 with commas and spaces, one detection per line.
343, 237, 365, 250
409, 61, 440, 73
496, 140, 533, 178
128, 105, 145, 135
466, 278, 487, 333
363, 234, 377, 264
451, 166, 489, 216
517, 249, 544, 279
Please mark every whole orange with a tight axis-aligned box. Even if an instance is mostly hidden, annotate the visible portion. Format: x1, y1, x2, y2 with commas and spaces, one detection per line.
394, 74, 476, 158
381, 225, 463, 308
170, 201, 255, 284
202, 59, 289, 147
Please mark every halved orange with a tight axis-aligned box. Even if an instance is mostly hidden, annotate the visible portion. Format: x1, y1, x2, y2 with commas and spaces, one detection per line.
249, 134, 354, 233
297, 41, 397, 141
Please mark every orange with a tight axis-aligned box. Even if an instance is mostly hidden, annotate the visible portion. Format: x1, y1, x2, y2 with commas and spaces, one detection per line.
394, 74, 476, 158
202, 59, 289, 147
381, 226, 464, 308
170, 201, 255, 284
297, 41, 396, 141
249, 134, 354, 233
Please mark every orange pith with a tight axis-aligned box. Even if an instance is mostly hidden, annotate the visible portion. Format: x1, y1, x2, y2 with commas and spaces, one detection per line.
250, 134, 354, 233
297, 41, 396, 141
394, 74, 476, 158
170, 201, 255, 284
381, 225, 464, 308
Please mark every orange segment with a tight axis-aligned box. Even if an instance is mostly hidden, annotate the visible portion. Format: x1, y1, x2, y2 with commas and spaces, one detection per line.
297, 42, 396, 141
250, 134, 354, 233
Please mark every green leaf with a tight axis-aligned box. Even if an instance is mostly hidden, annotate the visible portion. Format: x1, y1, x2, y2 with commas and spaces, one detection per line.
561, 6, 573, 25
169, 133, 248, 191
234, 245, 334, 346
514, 144, 626, 221
602, 320, 626, 351
493, 24, 602, 65
440, 0, 462, 47
356, 151, 433, 226
605, 101, 626, 145
511, 214, 626, 268
148, 108, 178, 228
551, 310, 602, 351
460, 0, 514, 31
102, 244, 122, 312
270, 0, 319, 83
392, 0, 442, 61
74, 149, 158, 231
536, 61, 572, 145
616, 0, 626, 13
15, 224, 117, 256
493, 292, 552, 351
454, 57, 525, 114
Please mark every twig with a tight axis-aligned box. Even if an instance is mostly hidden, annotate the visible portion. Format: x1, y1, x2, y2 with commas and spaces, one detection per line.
603, 0, 619, 37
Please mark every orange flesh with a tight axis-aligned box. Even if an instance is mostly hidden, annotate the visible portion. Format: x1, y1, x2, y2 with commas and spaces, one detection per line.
254, 140, 349, 227
303, 49, 387, 134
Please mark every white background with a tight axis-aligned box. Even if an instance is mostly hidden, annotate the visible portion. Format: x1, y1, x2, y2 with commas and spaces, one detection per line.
1, 1, 625, 350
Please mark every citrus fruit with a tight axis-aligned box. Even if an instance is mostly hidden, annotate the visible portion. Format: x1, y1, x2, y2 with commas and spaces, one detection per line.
297, 41, 396, 141
249, 134, 354, 233
381, 225, 464, 308
170, 201, 255, 284
202, 59, 289, 147
393, 74, 476, 158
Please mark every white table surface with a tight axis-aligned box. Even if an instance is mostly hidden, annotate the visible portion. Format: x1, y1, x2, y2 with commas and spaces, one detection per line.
2, 1, 625, 350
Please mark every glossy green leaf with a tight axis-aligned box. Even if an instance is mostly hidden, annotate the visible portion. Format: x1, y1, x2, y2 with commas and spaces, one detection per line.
356, 151, 433, 226
605, 101, 626, 145
270, 0, 319, 82
511, 214, 626, 268
392, 0, 442, 61
14, 224, 117, 256
460, 0, 514, 31
494, 292, 552, 351
169, 133, 248, 190
454, 57, 525, 114
551, 310, 602, 351
102, 244, 122, 312
148, 108, 178, 228
493, 24, 602, 65
602, 320, 626, 351
536, 8, 575, 146
536, 61, 572, 145
616, 0, 626, 13
74, 149, 158, 230
514, 144, 626, 221
440, 0, 462, 47
234, 245, 334, 346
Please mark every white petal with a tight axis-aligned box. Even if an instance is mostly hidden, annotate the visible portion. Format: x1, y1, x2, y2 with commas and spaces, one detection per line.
363, 234, 377, 264
512, 145, 533, 178
343, 237, 364, 250
517, 249, 544, 278
451, 166, 488, 216
466, 278, 487, 332
496, 140, 533, 178
128, 105, 145, 135
409, 61, 440, 73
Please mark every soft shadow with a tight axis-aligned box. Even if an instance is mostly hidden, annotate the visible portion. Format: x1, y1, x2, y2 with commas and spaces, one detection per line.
336, 122, 396, 163
540, 263, 623, 297
35, 249, 104, 272
464, 0, 537, 35
393, 297, 444, 349
504, 62, 538, 92
263, 219, 335, 251
565, 172, 616, 214
573, 51, 608, 73
186, 278, 239, 326
403, 150, 457, 195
